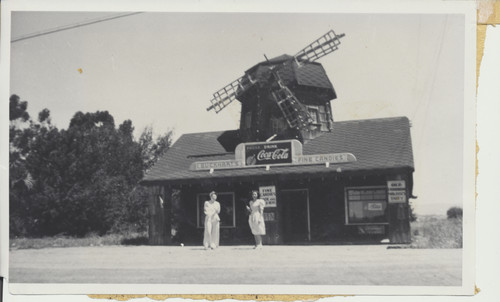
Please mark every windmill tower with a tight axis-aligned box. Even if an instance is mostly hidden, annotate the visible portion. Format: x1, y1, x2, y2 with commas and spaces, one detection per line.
207, 30, 345, 143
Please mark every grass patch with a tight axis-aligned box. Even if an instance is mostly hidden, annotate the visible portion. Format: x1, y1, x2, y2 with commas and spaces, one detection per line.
11, 217, 463, 250
10, 231, 149, 250
410, 216, 462, 248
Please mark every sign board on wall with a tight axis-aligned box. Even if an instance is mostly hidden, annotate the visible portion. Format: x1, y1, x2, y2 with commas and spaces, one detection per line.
387, 180, 406, 190
388, 191, 406, 203
189, 139, 357, 171
259, 186, 277, 207
192, 160, 243, 170
387, 180, 407, 203
245, 142, 292, 166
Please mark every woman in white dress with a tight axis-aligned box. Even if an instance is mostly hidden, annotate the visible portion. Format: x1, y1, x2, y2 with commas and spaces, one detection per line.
246, 190, 266, 249
203, 191, 220, 250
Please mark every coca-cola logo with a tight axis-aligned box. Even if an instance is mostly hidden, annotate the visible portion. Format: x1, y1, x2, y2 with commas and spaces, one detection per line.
245, 142, 293, 165
256, 149, 290, 161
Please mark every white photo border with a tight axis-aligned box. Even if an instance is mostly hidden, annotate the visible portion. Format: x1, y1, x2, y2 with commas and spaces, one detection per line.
1, 0, 477, 296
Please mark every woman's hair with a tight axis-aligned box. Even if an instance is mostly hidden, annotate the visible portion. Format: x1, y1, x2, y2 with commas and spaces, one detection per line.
209, 191, 217, 198
251, 190, 259, 198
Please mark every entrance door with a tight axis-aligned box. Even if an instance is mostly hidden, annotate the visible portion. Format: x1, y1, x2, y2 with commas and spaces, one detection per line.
280, 189, 310, 243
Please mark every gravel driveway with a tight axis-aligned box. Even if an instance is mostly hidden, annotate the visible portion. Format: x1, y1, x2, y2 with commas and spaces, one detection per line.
9, 245, 462, 286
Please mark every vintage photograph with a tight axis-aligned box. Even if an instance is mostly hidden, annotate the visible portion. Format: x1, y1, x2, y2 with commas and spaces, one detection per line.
3, 1, 476, 296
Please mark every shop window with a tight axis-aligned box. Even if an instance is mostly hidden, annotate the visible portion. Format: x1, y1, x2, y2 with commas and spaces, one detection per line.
345, 187, 388, 224
197, 192, 235, 228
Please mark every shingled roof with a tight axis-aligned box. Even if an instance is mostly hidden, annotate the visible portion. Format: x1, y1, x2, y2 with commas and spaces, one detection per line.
245, 54, 335, 91
142, 116, 414, 184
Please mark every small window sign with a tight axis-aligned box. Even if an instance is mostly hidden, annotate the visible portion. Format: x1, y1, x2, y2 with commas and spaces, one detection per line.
387, 180, 407, 203
388, 191, 406, 203
263, 212, 275, 221
387, 180, 406, 189
259, 185, 277, 207
367, 202, 383, 211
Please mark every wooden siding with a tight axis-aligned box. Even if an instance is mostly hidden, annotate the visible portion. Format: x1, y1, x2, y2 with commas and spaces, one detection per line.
148, 185, 172, 245
147, 170, 412, 245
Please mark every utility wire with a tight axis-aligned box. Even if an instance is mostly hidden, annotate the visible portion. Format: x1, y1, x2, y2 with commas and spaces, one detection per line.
11, 12, 142, 43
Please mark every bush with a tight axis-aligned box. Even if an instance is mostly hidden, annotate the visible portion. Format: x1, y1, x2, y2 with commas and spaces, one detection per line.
447, 207, 463, 219
408, 201, 417, 222
10, 231, 149, 250
411, 216, 462, 248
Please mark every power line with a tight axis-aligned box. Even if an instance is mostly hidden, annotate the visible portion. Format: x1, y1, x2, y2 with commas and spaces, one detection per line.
11, 12, 142, 43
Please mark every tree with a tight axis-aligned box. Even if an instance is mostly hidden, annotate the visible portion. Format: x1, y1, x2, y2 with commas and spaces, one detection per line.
12, 106, 65, 236
9, 95, 174, 237
139, 126, 173, 172
48, 111, 147, 235
9, 94, 30, 122
9, 95, 35, 236
9, 95, 31, 189
447, 207, 463, 219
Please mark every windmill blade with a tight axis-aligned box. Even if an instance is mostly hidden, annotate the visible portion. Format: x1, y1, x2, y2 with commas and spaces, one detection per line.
206, 74, 256, 113
271, 85, 313, 130
267, 67, 312, 130
294, 30, 345, 64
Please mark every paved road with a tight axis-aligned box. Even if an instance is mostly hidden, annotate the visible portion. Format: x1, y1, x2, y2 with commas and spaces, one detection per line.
9, 245, 461, 285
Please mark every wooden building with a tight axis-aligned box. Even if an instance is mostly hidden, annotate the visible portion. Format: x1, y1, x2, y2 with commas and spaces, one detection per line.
141, 31, 415, 245
141, 116, 415, 245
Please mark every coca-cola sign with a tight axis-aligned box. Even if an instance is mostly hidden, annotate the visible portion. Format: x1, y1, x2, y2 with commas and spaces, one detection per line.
189, 139, 356, 171
244, 142, 292, 166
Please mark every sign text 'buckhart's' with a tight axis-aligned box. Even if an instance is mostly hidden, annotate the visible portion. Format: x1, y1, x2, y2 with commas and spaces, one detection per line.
189, 139, 356, 171
193, 160, 242, 170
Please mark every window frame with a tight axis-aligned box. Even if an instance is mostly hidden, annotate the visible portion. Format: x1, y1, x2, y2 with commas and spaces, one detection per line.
344, 186, 389, 225
306, 106, 320, 124
196, 192, 236, 228
307, 105, 331, 131
317, 106, 328, 131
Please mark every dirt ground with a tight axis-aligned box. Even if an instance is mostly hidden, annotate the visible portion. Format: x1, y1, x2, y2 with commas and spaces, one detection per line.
9, 245, 462, 285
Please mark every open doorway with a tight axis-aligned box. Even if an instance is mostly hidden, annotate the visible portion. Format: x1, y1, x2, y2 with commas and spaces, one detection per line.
280, 189, 310, 243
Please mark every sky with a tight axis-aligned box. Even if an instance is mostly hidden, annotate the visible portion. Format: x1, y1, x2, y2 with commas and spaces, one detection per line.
9, 11, 468, 216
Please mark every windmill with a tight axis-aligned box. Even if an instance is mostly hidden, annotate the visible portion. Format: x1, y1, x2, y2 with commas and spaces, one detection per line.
207, 30, 345, 143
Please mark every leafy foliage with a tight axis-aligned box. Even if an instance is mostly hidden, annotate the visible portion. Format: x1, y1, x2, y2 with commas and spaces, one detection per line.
9, 95, 172, 237
139, 126, 173, 172
446, 206, 463, 220
10, 94, 30, 122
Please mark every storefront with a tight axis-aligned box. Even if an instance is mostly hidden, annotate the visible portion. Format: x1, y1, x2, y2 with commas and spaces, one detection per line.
141, 116, 415, 245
